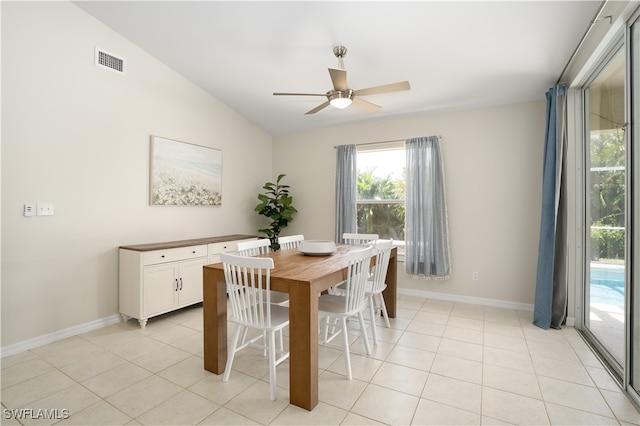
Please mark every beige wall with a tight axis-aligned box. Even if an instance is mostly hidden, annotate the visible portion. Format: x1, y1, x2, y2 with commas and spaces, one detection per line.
1, 2, 272, 349
273, 101, 546, 309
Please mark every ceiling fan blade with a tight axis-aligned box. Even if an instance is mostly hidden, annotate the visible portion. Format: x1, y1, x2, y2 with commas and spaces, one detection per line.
328, 68, 347, 92
352, 97, 381, 113
353, 81, 410, 97
305, 101, 331, 115
273, 92, 327, 96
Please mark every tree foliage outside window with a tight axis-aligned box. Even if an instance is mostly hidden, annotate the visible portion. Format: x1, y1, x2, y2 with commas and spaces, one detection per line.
356, 148, 406, 242
589, 129, 625, 260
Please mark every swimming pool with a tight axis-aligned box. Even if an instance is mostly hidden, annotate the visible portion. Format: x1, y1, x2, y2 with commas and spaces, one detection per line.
590, 263, 625, 306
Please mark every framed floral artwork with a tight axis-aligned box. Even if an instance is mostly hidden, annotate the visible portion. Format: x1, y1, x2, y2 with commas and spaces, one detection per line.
150, 136, 222, 206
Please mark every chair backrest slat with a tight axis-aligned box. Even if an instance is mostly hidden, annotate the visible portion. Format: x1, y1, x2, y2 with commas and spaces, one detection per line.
237, 239, 270, 256
220, 252, 274, 328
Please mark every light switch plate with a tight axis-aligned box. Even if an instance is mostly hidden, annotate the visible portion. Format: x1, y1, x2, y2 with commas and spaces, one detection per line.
36, 202, 54, 216
23, 204, 34, 217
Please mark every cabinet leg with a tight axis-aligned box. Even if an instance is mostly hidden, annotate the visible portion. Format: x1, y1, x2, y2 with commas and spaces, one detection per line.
120, 313, 130, 322
138, 318, 148, 329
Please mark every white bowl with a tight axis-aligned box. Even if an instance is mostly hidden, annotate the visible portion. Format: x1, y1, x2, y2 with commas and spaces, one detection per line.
299, 240, 337, 255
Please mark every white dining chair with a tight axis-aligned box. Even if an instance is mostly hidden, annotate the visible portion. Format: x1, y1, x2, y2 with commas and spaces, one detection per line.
236, 238, 288, 352
329, 239, 394, 345
342, 232, 379, 245
220, 252, 290, 401
278, 234, 305, 250
237, 239, 289, 305
318, 245, 373, 380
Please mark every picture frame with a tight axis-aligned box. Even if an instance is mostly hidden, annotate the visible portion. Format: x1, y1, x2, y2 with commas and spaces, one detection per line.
149, 135, 222, 206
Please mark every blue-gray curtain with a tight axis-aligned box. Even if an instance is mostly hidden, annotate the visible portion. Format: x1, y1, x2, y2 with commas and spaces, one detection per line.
534, 85, 568, 329
335, 144, 357, 243
405, 136, 451, 279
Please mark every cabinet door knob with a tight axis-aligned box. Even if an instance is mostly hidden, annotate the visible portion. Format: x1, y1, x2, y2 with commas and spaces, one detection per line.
175, 279, 179, 291
179, 278, 183, 290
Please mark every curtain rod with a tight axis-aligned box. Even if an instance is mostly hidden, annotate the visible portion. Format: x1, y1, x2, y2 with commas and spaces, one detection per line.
555, 0, 610, 85
334, 135, 442, 149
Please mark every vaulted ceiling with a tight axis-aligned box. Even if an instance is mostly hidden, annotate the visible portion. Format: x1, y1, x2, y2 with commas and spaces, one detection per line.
74, 1, 602, 136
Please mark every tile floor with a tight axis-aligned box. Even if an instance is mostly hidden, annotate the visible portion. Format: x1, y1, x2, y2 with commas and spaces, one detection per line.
2, 295, 640, 425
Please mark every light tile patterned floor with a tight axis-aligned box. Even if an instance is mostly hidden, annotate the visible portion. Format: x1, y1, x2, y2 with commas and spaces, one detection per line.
2, 295, 640, 425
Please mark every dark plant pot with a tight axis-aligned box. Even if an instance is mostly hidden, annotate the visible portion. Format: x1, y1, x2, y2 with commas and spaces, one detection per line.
270, 236, 280, 251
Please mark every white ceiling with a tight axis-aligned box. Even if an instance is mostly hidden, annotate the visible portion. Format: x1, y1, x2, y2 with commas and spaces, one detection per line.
73, 1, 602, 136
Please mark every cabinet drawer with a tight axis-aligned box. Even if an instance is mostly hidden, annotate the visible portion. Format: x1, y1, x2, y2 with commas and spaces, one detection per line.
208, 239, 255, 264
142, 245, 207, 265
208, 241, 239, 254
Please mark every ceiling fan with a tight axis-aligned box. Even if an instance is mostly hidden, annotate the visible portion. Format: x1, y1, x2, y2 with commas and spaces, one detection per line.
273, 46, 410, 115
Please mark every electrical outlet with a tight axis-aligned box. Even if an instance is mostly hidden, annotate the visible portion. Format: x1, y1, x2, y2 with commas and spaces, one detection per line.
472, 272, 480, 281
36, 202, 54, 216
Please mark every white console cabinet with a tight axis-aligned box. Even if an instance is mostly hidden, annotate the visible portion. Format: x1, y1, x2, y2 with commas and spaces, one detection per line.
119, 235, 255, 328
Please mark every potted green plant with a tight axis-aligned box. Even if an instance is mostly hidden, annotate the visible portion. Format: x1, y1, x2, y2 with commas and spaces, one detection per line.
255, 174, 298, 251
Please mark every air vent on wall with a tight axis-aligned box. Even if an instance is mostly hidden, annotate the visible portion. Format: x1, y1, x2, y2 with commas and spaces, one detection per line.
95, 47, 126, 75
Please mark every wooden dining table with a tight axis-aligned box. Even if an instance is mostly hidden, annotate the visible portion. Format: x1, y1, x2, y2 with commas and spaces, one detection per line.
202, 244, 397, 411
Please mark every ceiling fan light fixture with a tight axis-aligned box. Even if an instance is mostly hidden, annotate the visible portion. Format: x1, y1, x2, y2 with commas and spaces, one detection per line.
328, 90, 353, 109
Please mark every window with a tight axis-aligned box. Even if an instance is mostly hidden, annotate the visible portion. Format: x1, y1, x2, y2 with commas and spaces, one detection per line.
356, 142, 405, 250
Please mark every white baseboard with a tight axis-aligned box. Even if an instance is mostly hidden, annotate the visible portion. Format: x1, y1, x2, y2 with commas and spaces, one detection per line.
397, 288, 534, 312
1, 314, 122, 358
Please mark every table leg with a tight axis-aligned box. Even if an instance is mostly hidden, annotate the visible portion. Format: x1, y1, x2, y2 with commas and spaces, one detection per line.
382, 248, 397, 318
203, 267, 227, 374
288, 283, 318, 410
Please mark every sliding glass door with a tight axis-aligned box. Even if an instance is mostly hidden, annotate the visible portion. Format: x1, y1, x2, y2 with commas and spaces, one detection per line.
581, 12, 639, 406
583, 45, 626, 375
631, 14, 640, 403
